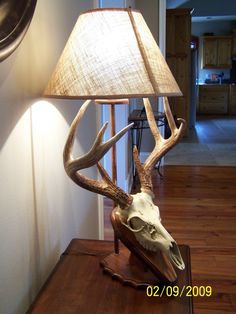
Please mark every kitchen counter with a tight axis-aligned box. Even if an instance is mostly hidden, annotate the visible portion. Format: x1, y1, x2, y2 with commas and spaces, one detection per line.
198, 83, 229, 86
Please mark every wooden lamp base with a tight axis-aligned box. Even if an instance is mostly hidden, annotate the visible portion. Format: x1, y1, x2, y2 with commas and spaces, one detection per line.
100, 209, 178, 288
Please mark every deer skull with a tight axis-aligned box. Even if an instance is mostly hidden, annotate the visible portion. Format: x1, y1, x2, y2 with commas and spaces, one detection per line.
63, 97, 186, 273
117, 191, 185, 270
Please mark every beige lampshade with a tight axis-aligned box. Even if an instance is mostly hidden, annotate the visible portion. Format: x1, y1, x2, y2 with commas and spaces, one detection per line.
44, 8, 182, 99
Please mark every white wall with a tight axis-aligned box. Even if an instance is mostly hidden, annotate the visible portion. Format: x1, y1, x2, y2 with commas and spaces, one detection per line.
0, 1, 99, 313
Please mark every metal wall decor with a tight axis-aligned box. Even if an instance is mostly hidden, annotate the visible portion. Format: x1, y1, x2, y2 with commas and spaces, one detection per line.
0, 0, 37, 62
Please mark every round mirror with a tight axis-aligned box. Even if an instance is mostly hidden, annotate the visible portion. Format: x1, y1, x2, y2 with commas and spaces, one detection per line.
0, 0, 37, 62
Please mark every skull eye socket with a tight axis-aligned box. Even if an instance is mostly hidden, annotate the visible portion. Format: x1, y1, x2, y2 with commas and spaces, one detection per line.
129, 218, 157, 237
129, 217, 145, 231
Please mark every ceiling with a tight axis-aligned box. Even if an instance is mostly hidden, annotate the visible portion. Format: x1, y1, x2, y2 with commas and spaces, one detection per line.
192, 15, 236, 23
167, 0, 236, 22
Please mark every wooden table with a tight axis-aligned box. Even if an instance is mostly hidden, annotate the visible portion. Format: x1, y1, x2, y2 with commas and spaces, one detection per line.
27, 239, 193, 314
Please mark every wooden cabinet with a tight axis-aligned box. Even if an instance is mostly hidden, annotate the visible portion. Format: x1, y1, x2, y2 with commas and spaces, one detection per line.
199, 85, 228, 114
202, 37, 218, 68
166, 9, 192, 134
202, 36, 232, 69
217, 38, 232, 67
229, 84, 236, 114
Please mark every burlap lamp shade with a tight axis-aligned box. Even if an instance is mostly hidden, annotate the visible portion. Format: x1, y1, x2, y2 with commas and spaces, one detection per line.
44, 8, 182, 99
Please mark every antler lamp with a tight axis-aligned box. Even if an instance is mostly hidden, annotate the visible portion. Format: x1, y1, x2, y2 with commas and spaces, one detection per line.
44, 8, 186, 287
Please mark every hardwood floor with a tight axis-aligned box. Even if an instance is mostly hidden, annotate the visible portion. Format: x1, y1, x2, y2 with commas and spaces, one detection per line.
104, 165, 236, 314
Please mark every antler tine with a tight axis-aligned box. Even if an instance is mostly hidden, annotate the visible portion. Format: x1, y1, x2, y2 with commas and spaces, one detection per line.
133, 145, 153, 195
67, 121, 133, 172
163, 96, 176, 132
134, 97, 186, 194
64, 99, 91, 165
143, 98, 162, 142
163, 97, 185, 138
64, 100, 133, 210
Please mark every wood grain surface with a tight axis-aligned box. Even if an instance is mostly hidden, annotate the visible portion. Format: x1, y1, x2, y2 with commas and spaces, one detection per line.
28, 240, 193, 314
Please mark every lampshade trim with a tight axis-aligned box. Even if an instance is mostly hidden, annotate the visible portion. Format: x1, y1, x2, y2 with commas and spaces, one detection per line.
44, 92, 182, 100
81, 8, 140, 15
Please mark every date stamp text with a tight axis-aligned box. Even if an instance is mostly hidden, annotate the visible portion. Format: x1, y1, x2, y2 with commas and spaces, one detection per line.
146, 285, 212, 297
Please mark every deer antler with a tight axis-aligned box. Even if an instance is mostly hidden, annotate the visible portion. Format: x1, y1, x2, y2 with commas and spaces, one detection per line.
63, 100, 134, 209
134, 97, 186, 194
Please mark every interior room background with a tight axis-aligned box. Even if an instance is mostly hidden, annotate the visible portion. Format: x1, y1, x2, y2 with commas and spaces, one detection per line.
0, 0, 232, 313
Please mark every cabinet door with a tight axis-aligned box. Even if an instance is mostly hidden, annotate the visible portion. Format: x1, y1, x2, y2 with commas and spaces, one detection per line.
217, 38, 232, 68
199, 86, 228, 114
202, 38, 217, 68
